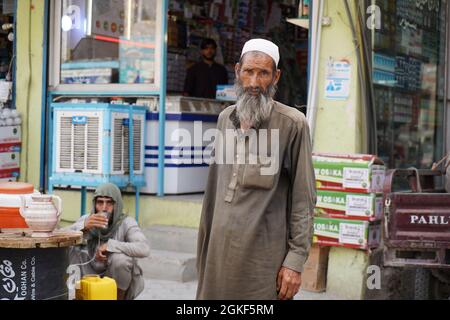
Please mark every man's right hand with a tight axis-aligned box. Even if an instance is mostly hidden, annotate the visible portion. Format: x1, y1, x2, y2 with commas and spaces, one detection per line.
83, 214, 109, 231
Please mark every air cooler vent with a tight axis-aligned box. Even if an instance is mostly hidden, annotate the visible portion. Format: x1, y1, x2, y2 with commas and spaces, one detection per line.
112, 117, 143, 174
113, 118, 124, 172
87, 118, 100, 170
57, 115, 100, 172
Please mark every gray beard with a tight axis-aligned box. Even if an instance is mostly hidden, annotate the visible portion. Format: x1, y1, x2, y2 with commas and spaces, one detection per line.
234, 81, 277, 128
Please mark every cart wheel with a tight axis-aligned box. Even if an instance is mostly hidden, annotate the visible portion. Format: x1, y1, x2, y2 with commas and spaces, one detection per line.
414, 268, 431, 300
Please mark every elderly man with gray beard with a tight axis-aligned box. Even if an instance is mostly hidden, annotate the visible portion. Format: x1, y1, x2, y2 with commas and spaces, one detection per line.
196, 39, 317, 300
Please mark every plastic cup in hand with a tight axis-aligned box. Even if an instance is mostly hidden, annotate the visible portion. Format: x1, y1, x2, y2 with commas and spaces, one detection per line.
99, 211, 111, 229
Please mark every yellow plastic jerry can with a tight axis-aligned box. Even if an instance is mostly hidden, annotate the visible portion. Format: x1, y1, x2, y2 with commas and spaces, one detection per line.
75, 275, 117, 300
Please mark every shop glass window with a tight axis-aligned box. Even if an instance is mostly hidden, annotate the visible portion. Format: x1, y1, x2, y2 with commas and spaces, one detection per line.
373, 0, 447, 169
57, 0, 158, 86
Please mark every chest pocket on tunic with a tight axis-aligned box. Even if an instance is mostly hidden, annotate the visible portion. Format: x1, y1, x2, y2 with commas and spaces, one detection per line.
241, 155, 275, 190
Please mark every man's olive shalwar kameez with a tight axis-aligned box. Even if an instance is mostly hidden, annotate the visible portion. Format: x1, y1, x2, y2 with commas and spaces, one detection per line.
196, 102, 317, 300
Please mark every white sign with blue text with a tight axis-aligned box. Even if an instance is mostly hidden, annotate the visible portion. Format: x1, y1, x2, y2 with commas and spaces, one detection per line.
325, 60, 352, 100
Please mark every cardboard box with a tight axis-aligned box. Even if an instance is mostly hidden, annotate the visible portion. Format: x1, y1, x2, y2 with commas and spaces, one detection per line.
313, 153, 386, 194
0, 176, 17, 182
301, 245, 330, 292
0, 144, 20, 170
315, 190, 383, 221
0, 168, 19, 182
0, 126, 21, 144
313, 216, 381, 250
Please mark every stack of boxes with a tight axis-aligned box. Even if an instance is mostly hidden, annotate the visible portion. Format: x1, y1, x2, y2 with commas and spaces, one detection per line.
313, 153, 385, 251
302, 153, 385, 292
0, 123, 21, 182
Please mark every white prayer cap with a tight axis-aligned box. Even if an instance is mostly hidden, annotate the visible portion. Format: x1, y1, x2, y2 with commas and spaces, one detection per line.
240, 39, 280, 67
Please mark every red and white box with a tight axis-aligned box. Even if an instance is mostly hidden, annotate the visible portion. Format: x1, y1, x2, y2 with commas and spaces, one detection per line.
0, 168, 19, 182
0, 143, 20, 170
0, 126, 21, 144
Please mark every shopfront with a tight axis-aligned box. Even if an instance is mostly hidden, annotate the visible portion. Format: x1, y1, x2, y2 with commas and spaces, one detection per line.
0, 0, 20, 184
46, 0, 310, 196
50, 0, 162, 92
372, 0, 448, 169
0, 0, 14, 89
49, 0, 308, 103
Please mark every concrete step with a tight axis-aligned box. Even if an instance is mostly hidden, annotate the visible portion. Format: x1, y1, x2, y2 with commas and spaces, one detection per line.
143, 225, 198, 255
141, 249, 197, 283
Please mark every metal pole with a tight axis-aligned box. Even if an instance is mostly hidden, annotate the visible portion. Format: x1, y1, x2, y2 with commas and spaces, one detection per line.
306, 0, 324, 146
129, 106, 134, 186
443, 0, 449, 158
47, 93, 54, 194
40, 0, 50, 193
128, 105, 139, 222
157, 0, 169, 197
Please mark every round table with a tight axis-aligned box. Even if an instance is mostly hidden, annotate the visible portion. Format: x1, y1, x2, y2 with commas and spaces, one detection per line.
0, 230, 83, 300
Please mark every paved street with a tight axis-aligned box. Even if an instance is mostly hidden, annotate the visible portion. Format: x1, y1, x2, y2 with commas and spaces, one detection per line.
136, 279, 338, 300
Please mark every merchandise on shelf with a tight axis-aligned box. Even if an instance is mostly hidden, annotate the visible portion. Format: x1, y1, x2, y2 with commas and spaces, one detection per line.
0, 125, 20, 144
61, 60, 119, 85
167, 0, 303, 98
0, 143, 20, 170
0, 175, 17, 182
395, 55, 422, 91
0, 106, 21, 181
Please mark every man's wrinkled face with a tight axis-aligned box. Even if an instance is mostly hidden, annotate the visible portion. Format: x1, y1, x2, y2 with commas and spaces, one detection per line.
235, 52, 280, 96
233, 52, 281, 128
95, 196, 115, 215
201, 45, 216, 61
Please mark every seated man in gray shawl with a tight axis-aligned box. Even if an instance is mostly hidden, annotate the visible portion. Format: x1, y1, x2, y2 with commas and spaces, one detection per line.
67, 183, 150, 300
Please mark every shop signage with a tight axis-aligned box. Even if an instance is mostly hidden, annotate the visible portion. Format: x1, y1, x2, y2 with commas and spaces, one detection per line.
72, 116, 87, 125
0, 258, 36, 300
410, 215, 450, 225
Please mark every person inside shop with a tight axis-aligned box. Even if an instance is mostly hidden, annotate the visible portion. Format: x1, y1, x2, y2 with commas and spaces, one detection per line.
66, 183, 150, 300
196, 39, 317, 300
184, 38, 229, 99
